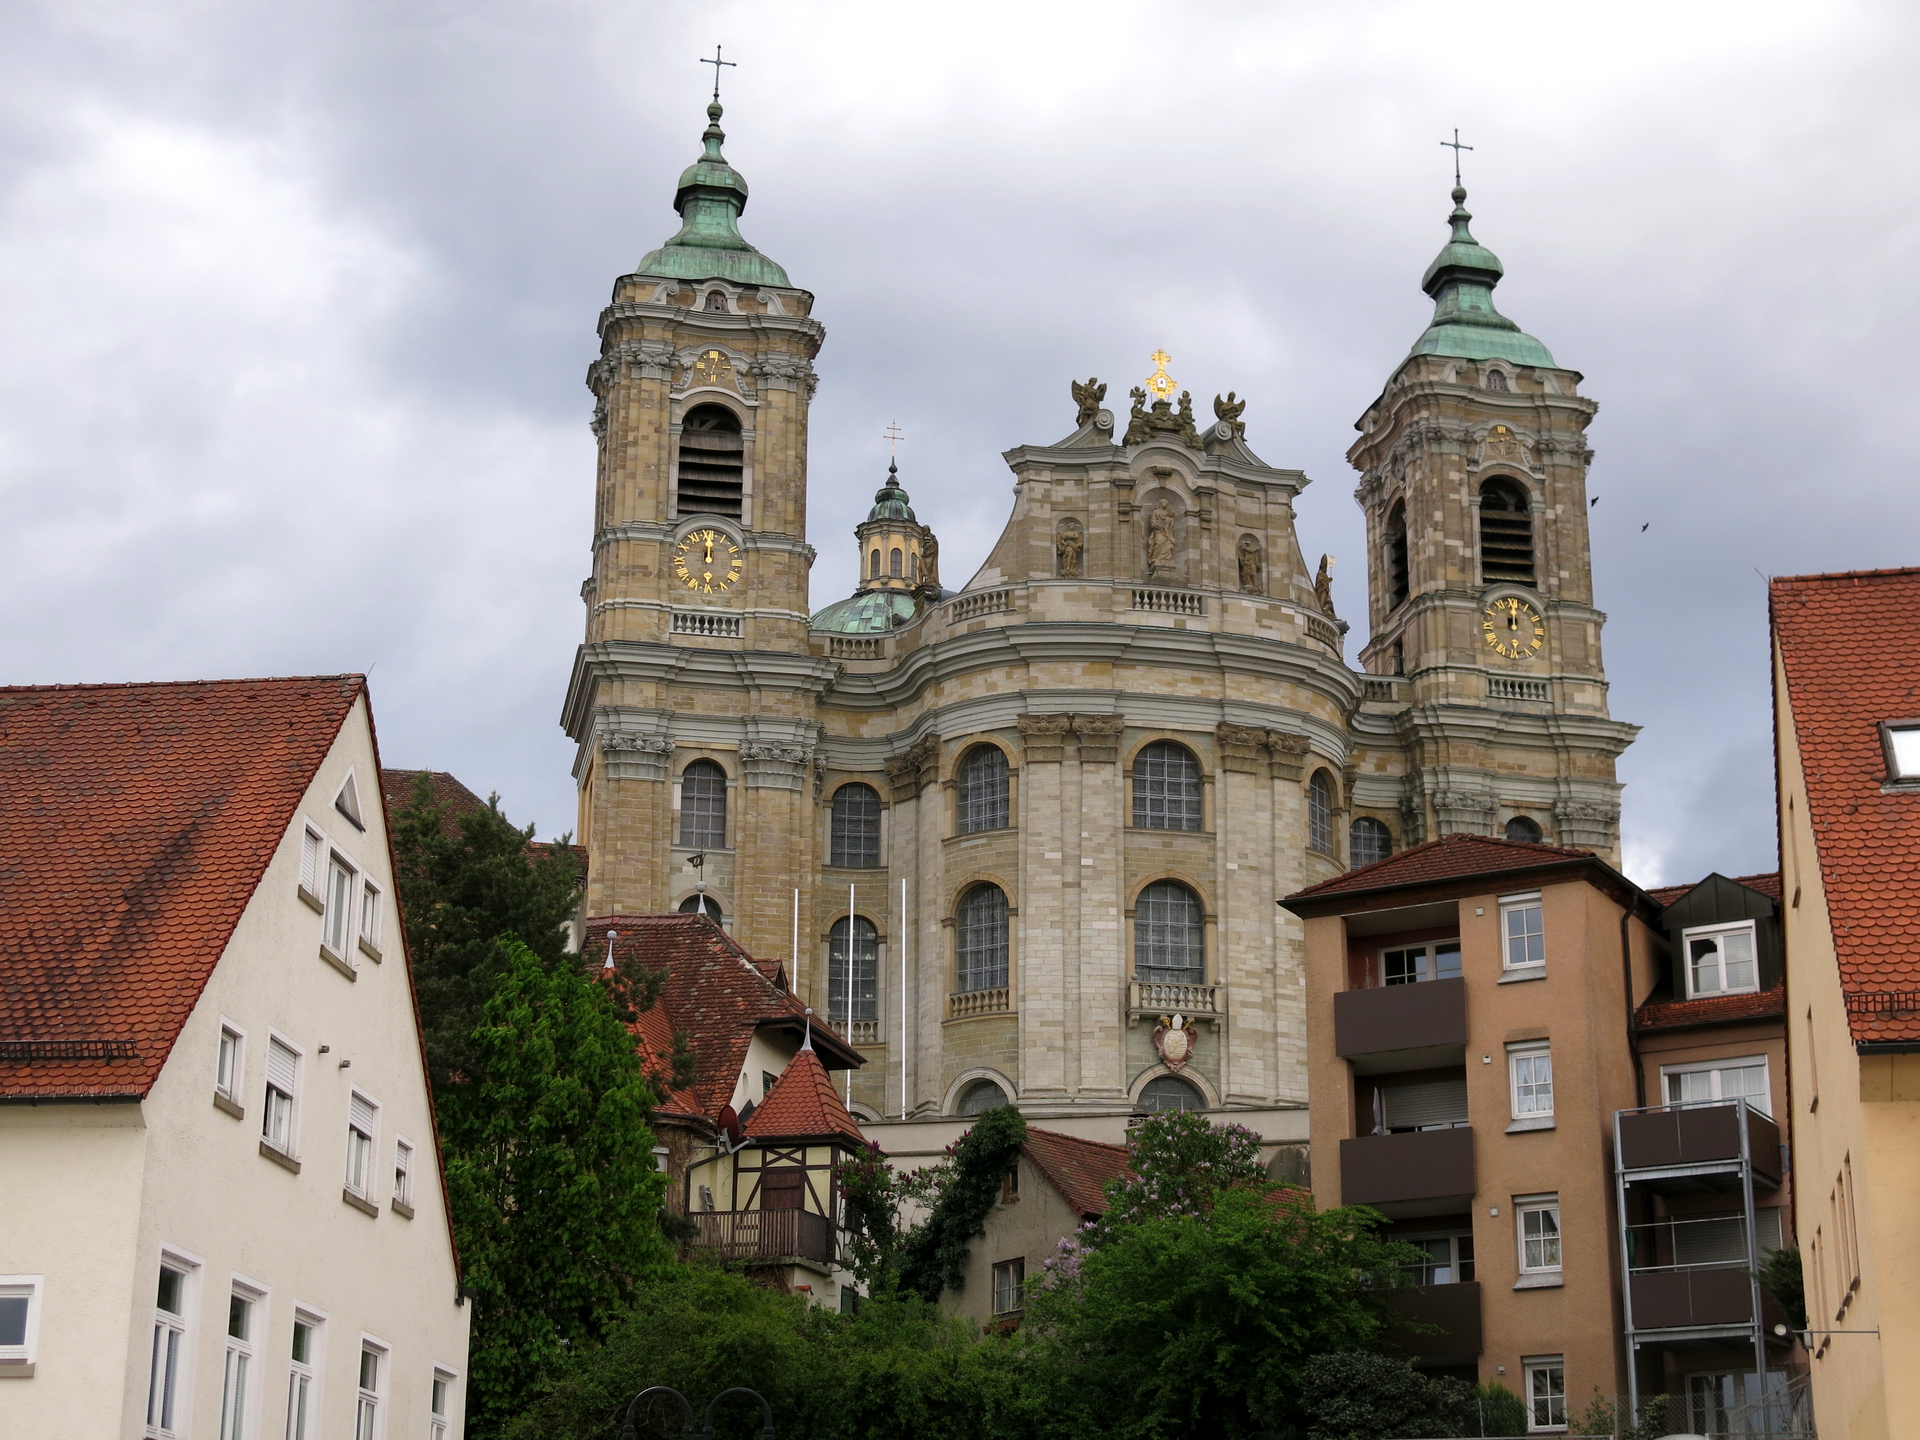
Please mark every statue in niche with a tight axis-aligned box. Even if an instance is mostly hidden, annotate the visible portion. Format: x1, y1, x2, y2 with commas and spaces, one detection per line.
1071, 377, 1107, 428
1145, 499, 1178, 579
1237, 536, 1263, 593
1214, 392, 1246, 437
1056, 518, 1084, 578
1314, 554, 1338, 618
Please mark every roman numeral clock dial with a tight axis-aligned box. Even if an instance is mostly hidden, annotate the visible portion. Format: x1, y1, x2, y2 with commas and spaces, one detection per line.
1481, 596, 1545, 660
671, 528, 743, 594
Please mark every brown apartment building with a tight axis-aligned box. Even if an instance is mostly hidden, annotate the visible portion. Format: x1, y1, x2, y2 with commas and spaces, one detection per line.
1284, 835, 1804, 1435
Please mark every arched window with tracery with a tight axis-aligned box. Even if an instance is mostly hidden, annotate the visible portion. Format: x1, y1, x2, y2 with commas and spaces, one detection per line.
1137, 1075, 1204, 1113
1307, 770, 1336, 855
956, 884, 1010, 993
675, 404, 744, 518
1135, 880, 1204, 986
829, 916, 879, 1025
1479, 478, 1536, 587
830, 783, 882, 868
1132, 741, 1203, 831
957, 745, 1010, 834
1349, 817, 1392, 870
1386, 500, 1410, 607
957, 1078, 1008, 1115
678, 760, 728, 849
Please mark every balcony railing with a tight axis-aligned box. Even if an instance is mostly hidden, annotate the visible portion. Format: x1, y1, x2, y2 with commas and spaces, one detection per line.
1617, 1099, 1781, 1187
1339, 1127, 1475, 1210
1128, 978, 1223, 1026
689, 1208, 837, 1268
847, 1019, 881, 1046
1334, 977, 1466, 1060
1383, 1281, 1482, 1365
948, 987, 1010, 1019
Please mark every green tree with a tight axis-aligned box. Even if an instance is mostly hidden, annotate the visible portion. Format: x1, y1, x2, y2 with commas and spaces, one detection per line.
1096, 1110, 1266, 1230
447, 939, 670, 1436
895, 1106, 1030, 1302
1298, 1352, 1473, 1439
1759, 1244, 1807, 1331
389, 774, 583, 1099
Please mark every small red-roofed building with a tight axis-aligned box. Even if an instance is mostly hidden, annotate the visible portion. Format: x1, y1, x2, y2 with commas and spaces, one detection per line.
1773, 566, 1920, 1440
0, 677, 468, 1437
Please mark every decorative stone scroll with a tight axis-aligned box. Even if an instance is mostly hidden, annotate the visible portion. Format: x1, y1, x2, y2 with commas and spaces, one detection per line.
1215, 723, 1269, 775
1399, 793, 1428, 848
751, 353, 817, 396
883, 734, 941, 801
1554, 798, 1621, 849
601, 732, 674, 782
1072, 714, 1126, 764
1018, 714, 1075, 764
1265, 731, 1311, 782
740, 742, 815, 792
1433, 789, 1500, 838
620, 339, 676, 382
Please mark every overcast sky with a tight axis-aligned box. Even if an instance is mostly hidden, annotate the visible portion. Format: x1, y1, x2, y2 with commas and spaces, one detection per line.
3, 0, 1916, 886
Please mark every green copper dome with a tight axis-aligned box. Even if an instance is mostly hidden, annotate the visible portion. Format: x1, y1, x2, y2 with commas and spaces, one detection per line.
635, 101, 792, 288
866, 462, 917, 522
1408, 186, 1555, 368
810, 590, 918, 634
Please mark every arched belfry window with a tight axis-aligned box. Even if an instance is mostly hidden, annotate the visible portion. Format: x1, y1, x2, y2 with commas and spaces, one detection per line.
678, 760, 728, 849
1505, 815, 1543, 843
830, 784, 882, 868
956, 884, 1010, 993
870, 549, 882, 579
1135, 880, 1204, 986
676, 404, 744, 519
890, 547, 903, 578
1386, 501, 1410, 608
1132, 742, 1203, 831
1479, 478, 1536, 587
1307, 770, 1336, 855
957, 745, 1010, 834
704, 290, 728, 312
1485, 368, 1509, 392
829, 916, 879, 1024
1349, 817, 1392, 869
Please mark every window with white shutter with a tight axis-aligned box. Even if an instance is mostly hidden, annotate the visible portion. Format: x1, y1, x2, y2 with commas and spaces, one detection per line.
263, 1038, 299, 1153
299, 828, 322, 896
346, 1092, 379, 1197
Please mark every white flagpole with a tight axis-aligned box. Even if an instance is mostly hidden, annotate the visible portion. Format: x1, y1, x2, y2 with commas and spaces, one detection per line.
847, 883, 855, 1109
900, 875, 908, 1120
792, 888, 800, 997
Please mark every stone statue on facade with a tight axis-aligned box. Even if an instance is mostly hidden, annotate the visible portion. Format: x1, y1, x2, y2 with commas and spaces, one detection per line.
1055, 518, 1084, 578
918, 528, 940, 593
1214, 391, 1246, 437
1145, 500, 1178, 578
1314, 554, 1337, 618
1123, 387, 1151, 445
1237, 536, 1263, 593
1071, 377, 1106, 428
1176, 391, 1200, 447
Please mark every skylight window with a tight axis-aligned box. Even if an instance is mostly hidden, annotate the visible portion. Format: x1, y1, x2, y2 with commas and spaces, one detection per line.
1884, 723, 1920, 780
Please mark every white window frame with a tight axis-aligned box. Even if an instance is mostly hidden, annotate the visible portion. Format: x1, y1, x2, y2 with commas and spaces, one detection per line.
262, 1032, 303, 1159
990, 1258, 1026, 1316
392, 1137, 415, 1214
1500, 890, 1545, 970
355, 1336, 389, 1440
298, 825, 326, 906
358, 880, 383, 959
1662, 1054, 1773, 1117
1680, 919, 1760, 998
1516, 1195, 1563, 1277
322, 852, 357, 962
429, 1365, 459, 1440
1379, 939, 1462, 986
285, 1307, 325, 1440
0, 1275, 44, 1371
346, 1092, 381, 1201
147, 1248, 203, 1439
1523, 1354, 1567, 1432
216, 1019, 247, 1106
1508, 1042, 1554, 1119
219, 1277, 266, 1440
1880, 720, 1920, 780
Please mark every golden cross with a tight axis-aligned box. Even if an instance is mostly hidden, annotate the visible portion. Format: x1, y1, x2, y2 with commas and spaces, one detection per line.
883, 421, 904, 458
1145, 349, 1177, 401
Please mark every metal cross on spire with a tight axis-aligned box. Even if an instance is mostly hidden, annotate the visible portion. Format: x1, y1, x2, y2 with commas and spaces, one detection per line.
701, 44, 736, 103
883, 421, 904, 458
1440, 128, 1474, 187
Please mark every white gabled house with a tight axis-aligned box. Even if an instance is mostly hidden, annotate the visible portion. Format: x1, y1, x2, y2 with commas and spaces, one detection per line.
0, 676, 468, 1438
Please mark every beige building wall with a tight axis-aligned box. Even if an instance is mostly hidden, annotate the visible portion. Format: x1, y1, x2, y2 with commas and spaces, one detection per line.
945, 1148, 1092, 1330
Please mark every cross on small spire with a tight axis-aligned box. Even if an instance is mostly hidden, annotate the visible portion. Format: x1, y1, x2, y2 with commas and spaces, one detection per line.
883, 421, 904, 458
1440, 128, 1474, 187
701, 44, 736, 103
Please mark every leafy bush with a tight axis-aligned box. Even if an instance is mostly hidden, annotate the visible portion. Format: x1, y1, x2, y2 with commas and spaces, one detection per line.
1299, 1352, 1473, 1439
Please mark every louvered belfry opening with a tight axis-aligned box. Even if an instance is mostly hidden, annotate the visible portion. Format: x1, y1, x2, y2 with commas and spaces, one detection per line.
1386, 501, 1410, 607
677, 404, 745, 518
1479, 478, 1536, 586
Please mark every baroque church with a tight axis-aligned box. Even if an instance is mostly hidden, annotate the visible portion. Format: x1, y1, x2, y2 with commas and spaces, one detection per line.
561, 94, 1636, 1132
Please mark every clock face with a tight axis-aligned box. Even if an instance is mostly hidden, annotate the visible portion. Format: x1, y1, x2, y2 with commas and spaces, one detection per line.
672, 528, 742, 594
1481, 595, 1545, 660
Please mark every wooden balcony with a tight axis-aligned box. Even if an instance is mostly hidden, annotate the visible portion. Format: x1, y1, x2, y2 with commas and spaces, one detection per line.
689, 1208, 838, 1268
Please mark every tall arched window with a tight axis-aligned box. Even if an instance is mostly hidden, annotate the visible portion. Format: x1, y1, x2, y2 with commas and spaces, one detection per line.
1505, 815, 1544, 843
1307, 770, 1335, 855
1386, 501, 1410, 607
957, 1078, 1008, 1115
870, 549, 882, 579
1137, 1075, 1203, 1113
1479, 478, 1536, 587
830, 783, 883, 868
956, 884, 1010, 993
675, 404, 744, 518
957, 745, 1010, 834
678, 760, 728, 849
1135, 880, 1204, 985
889, 547, 903, 578
1132, 741, 1203, 831
829, 916, 879, 1024
1349, 817, 1392, 869
679, 893, 724, 923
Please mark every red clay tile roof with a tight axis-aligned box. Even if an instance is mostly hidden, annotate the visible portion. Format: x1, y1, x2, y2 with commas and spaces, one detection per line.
744, 1043, 864, 1142
1284, 833, 1600, 905
380, 769, 487, 839
1773, 567, 1920, 1043
584, 915, 861, 1124
0, 677, 363, 1099
1022, 1127, 1133, 1218
1645, 872, 1783, 908
1635, 984, 1787, 1031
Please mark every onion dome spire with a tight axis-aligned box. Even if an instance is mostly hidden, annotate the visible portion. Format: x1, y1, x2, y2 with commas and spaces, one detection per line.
866, 461, 918, 523
1407, 185, 1555, 367
635, 97, 791, 287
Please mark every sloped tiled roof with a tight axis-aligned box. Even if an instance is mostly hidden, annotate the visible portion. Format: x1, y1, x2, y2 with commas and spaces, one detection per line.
1635, 984, 1787, 1032
1773, 567, 1920, 1043
1023, 1127, 1133, 1218
0, 677, 362, 1098
584, 915, 861, 1123
379, 768, 487, 838
744, 1043, 864, 1142
1646, 871, 1783, 908
1285, 833, 1600, 905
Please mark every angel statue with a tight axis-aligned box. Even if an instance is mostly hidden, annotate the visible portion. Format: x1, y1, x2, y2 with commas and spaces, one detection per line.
1071, 377, 1107, 428
1123, 387, 1151, 445
1214, 391, 1247, 437
1314, 554, 1337, 619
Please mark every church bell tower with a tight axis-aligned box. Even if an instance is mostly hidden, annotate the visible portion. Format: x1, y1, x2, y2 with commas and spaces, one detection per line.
1349, 182, 1637, 855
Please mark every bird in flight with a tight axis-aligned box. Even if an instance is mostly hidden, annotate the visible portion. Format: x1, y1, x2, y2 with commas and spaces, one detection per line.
1640, 523, 1650, 532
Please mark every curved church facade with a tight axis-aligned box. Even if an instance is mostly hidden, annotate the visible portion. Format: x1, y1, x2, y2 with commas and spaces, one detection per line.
562, 101, 1637, 1129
